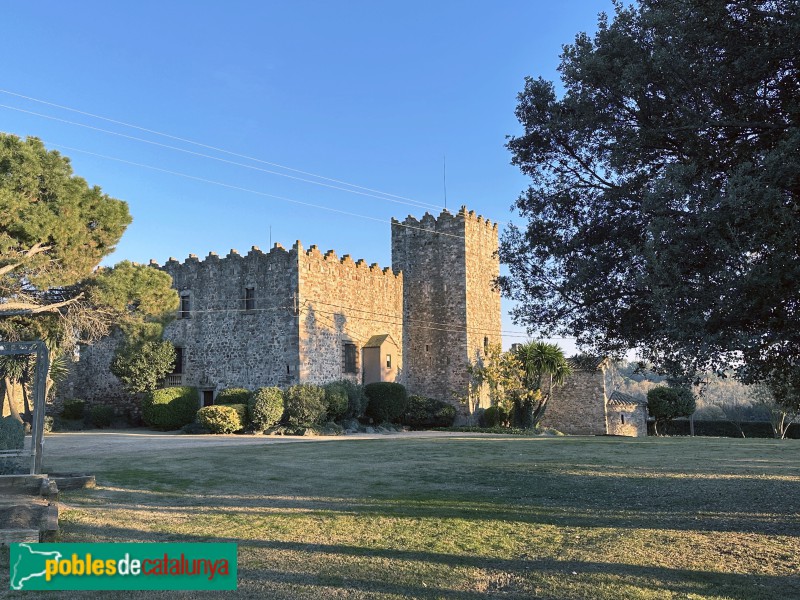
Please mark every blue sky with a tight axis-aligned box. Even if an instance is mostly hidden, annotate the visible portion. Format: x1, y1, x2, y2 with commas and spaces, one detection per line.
2, 1, 613, 350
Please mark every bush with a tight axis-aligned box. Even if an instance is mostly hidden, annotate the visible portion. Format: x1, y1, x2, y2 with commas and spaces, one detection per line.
482, 405, 510, 428
324, 383, 349, 421
284, 384, 327, 427
89, 405, 115, 428
196, 404, 244, 434
215, 387, 252, 405
364, 382, 408, 423
0, 416, 24, 451
61, 399, 86, 420
43, 415, 54, 434
141, 386, 199, 430
249, 387, 284, 430
328, 379, 368, 418
402, 395, 457, 428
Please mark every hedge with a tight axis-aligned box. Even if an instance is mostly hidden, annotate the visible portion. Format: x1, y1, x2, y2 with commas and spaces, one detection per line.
324, 383, 349, 421
61, 399, 86, 420
402, 395, 456, 428
142, 386, 199, 430
214, 387, 252, 405
197, 404, 245, 434
284, 384, 327, 427
364, 382, 408, 423
648, 419, 800, 439
89, 405, 115, 428
249, 387, 284, 430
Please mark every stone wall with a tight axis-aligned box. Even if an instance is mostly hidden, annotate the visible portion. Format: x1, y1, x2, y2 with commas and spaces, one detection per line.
161, 243, 300, 393
607, 404, 648, 437
59, 330, 141, 419
542, 368, 608, 435
463, 210, 502, 410
297, 244, 403, 385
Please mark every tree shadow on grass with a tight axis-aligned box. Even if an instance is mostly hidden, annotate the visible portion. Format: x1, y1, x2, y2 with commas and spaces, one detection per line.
53, 520, 800, 600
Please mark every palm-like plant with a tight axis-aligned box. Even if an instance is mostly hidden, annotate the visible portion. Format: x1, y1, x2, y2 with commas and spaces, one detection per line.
512, 341, 572, 429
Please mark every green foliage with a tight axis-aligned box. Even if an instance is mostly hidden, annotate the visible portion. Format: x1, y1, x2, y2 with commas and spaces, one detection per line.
364, 382, 408, 423
215, 388, 252, 405
0, 134, 131, 348
323, 383, 349, 421
647, 386, 696, 434
249, 387, 284, 430
110, 337, 176, 395
0, 416, 24, 450
328, 379, 368, 418
481, 405, 510, 428
196, 404, 244, 434
283, 384, 327, 428
500, 1, 800, 384
141, 386, 199, 430
402, 395, 457, 428
89, 404, 115, 428
61, 398, 86, 420
43, 415, 54, 433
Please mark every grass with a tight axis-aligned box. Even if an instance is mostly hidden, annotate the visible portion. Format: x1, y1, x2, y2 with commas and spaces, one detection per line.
3, 434, 800, 599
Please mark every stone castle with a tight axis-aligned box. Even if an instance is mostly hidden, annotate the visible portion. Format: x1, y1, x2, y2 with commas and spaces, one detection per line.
68, 206, 502, 415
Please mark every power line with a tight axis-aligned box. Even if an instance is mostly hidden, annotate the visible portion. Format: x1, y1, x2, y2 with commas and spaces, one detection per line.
1, 103, 437, 211
43, 141, 467, 240
0, 89, 444, 211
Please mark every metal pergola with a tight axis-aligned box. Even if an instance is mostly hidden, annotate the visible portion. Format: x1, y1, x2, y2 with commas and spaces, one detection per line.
0, 340, 49, 474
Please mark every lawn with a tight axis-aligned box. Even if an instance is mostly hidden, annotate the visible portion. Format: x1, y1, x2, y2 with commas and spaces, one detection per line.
3, 434, 800, 599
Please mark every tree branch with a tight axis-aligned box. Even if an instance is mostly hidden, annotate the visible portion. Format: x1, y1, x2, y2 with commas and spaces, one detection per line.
0, 242, 52, 277
0, 293, 83, 317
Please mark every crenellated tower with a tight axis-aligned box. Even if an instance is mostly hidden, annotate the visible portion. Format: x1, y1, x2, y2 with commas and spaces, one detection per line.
391, 206, 501, 411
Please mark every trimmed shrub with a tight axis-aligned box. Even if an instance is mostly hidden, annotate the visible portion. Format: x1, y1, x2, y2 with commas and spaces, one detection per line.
0, 416, 24, 451
89, 405, 115, 428
328, 379, 368, 418
215, 387, 252, 405
324, 383, 349, 421
402, 395, 457, 428
142, 386, 199, 430
482, 405, 509, 428
364, 382, 408, 423
197, 405, 244, 434
284, 384, 327, 428
61, 399, 86, 420
249, 387, 284, 430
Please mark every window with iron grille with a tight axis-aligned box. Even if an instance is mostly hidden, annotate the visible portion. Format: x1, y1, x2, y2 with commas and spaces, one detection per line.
245, 287, 255, 311
179, 294, 191, 319
344, 343, 357, 374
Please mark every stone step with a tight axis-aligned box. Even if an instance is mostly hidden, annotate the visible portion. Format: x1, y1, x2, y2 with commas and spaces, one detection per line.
0, 529, 40, 545
0, 474, 50, 496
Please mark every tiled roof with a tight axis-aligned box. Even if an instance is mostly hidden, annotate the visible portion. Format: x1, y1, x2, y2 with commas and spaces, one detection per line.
567, 355, 608, 371
608, 391, 648, 406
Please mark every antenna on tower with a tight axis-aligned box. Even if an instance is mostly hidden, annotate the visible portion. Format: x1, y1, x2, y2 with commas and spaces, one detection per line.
443, 155, 447, 210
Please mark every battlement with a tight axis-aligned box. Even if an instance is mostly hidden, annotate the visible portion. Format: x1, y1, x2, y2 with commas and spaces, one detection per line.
300, 242, 401, 281
391, 205, 498, 233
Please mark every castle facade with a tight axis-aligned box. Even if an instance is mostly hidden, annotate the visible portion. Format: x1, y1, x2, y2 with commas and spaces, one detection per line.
69, 206, 502, 415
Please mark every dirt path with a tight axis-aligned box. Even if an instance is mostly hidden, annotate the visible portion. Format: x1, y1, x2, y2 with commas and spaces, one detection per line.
40, 429, 492, 459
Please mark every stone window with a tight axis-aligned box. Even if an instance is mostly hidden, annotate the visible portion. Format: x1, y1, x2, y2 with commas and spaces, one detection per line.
484, 336, 489, 354
621, 414, 626, 425
386, 354, 392, 369
344, 343, 358, 374
244, 287, 255, 311
179, 294, 191, 319
171, 347, 184, 374
425, 344, 430, 353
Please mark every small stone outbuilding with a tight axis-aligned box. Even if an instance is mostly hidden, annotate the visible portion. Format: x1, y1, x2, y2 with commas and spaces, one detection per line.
606, 391, 648, 437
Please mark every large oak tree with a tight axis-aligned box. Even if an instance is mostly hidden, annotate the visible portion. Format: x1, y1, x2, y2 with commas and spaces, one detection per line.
501, 0, 800, 385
